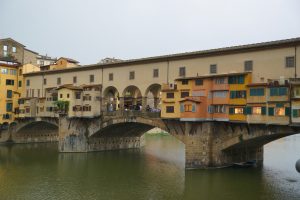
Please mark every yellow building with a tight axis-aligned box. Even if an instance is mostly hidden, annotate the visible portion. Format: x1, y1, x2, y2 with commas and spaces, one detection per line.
228, 72, 252, 122
161, 83, 180, 118
0, 61, 23, 125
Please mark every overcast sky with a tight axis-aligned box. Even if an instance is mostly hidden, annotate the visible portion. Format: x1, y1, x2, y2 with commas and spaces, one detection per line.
0, 0, 299, 65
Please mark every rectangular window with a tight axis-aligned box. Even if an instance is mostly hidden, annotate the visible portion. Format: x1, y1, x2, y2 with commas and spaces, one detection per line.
215, 77, 226, 84
181, 80, 188, 85
228, 75, 245, 84
244, 60, 253, 72
210, 64, 217, 74
252, 107, 262, 115
230, 90, 246, 99
293, 109, 300, 118
6, 103, 13, 112
3, 45, 7, 51
57, 77, 61, 85
12, 46, 16, 53
90, 75, 94, 83
166, 93, 174, 98
195, 79, 203, 86
153, 69, 159, 78
166, 106, 174, 113
109, 73, 113, 81
26, 79, 30, 86
43, 78, 47, 85
7, 90, 12, 98
184, 104, 192, 112
73, 76, 77, 83
250, 88, 264, 96
129, 71, 135, 80
181, 91, 189, 98
1, 68, 8, 74
6, 79, 14, 86
179, 67, 186, 77
270, 87, 288, 96
9, 69, 16, 75
286, 56, 295, 68
18, 81, 22, 87
234, 107, 244, 114
275, 107, 285, 116
75, 92, 81, 99
60, 94, 63, 98
213, 91, 228, 98
214, 105, 226, 113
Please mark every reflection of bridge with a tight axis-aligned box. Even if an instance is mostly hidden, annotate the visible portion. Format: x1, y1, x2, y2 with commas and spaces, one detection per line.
1, 111, 300, 169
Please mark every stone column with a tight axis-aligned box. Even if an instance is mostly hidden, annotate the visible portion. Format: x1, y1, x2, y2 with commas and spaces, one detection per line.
58, 115, 88, 152
142, 96, 147, 112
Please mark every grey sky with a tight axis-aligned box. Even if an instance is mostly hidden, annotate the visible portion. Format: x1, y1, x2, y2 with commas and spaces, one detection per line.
0, 0, 299, 65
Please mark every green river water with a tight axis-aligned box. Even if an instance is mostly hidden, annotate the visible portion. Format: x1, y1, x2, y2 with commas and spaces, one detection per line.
0, 134, 300, 200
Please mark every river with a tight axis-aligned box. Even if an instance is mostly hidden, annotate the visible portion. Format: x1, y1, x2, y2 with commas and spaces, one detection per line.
0, 134, 300, 200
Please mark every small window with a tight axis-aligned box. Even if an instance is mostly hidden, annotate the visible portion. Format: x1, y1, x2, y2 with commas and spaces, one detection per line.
109, 73, 113, 81
60, 94, 63, 98
181, 80, 189, 85
26, 79, 30, 86
166, 93, 174, 98
166, 106, 174, 113
75, 92, 81, 99
210, 64, 217, 74
57, 77, 61, 85
181, 91, 189, 98
244, 60, 253, 71
73, 76, 77, 83
43, 78, 47, 85
18, 81, 22, 87
153, 69, 159, 78
3, 45, 7, 51
234, 107, 244, 114
67, 94, 70, 98
252, 107, 262, 115
179, 67, 186, 77
90, 75, 94, 83
7, 90, 12, 98
195, 79, 203, 86
12, 46, 16, 53
6, 103, 13, 112
6, 79, 15, 86
129, 71, 135, 80
286, 56, 295, 68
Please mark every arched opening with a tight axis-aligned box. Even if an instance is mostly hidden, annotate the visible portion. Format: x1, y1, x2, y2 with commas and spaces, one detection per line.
144, 84, 161, 111
14, 121, 59, 143
121, 85, 142, 110
103, 86, 119, 111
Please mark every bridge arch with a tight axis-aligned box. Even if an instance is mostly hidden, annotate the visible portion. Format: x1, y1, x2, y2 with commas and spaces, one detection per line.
103, 86, 119, 111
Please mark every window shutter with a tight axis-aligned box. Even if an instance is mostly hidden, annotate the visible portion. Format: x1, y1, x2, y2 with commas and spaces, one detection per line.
268, 107, 274, 116
180, 104, 184, 112
293, 109, 298, 118
229, 107, 234, 114
261, 107, 266, 115
192, 104, 196, 112
246, 106, 252, 115
285, 107, 290, 116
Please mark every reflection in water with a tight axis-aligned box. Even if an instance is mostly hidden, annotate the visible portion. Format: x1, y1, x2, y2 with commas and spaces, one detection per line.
0, 134, 299, 200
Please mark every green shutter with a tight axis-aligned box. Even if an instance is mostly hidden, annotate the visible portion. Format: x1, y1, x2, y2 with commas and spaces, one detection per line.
243, 107, 246, 115
293, 109, 299, 118
229, 107, 234, 114
192, 104, 196, 112
279, 88, 287, 96
228, 77, 233, 84
261, 107, 266, 115
285, 107, 291, 116
250, 89, 255, 96
246, 106, 252, 115
268, 107, 274, 116
230, 91, 235, 99
180, 104, 184, 112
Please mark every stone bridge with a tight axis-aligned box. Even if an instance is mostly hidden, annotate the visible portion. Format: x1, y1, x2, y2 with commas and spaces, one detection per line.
1, 111, 300, 169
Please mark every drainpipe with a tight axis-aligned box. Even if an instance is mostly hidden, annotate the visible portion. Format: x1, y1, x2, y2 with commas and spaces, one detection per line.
295, 46, 297, 79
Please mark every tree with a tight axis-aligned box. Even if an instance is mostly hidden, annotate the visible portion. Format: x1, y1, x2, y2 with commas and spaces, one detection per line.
53, 100, 69, 114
